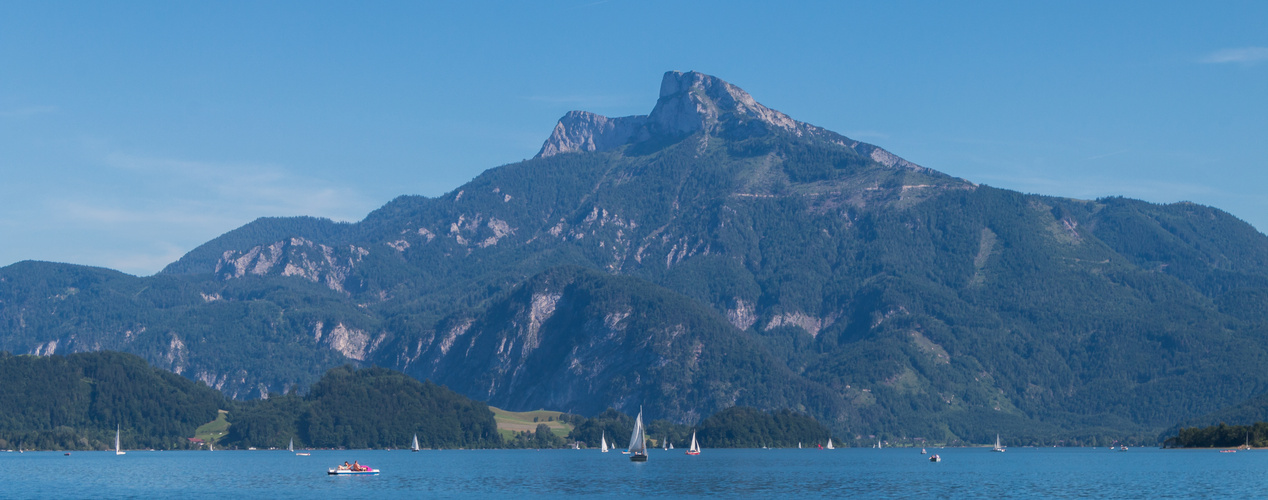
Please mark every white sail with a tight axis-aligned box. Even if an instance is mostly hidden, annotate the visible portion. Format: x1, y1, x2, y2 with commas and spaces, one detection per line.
412, 434, 420, 452
289, 438, 294, 452
993, 434, 1005, 452
628, 409, 646, 454
600, 432, 609, 452
688, 431, 700, 454
798, 442, 802, 449
826, 438, 835, 450
115, 425, 125, 455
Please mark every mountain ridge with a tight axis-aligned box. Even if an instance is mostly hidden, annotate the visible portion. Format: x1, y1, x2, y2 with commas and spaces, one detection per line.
4, 70, 1268, 443
537, 71, 929, 173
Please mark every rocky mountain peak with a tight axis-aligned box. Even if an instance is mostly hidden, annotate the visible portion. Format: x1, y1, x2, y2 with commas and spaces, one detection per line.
535, 71, 924, 173
648, 71, 798, 136
537, 71, 801, 158
536, 111, 647, 158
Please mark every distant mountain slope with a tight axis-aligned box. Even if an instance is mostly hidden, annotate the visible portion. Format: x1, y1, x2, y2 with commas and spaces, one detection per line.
395, 266, 852, 426
4, 71, 1268, 442
1164, 391, 1268, 438
0, 261, 372, 398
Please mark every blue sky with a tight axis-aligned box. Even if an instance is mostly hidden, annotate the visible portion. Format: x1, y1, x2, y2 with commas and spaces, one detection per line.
2, 1, 1265, 276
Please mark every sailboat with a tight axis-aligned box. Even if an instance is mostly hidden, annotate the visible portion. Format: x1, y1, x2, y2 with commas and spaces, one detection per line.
600, 431, 609, 453
115, 425, 126, 455
412, 434, 420, 453
798, 442, 802, 449
991, 434, 1006, 452
292, 437, 310, 456
663, 437, 669, 451
629, 407, 648, 462
209, 441, 213, 451
686, 431, 701, 456
826, 438, 835, 450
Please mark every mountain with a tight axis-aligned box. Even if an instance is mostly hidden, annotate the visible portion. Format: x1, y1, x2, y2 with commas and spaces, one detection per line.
4, 71, 1268, 443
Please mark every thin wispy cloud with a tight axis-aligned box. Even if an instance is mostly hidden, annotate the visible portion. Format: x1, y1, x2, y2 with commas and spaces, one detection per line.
0, 105, 58, 118
574, 0, 612, 9
1201, 46, 1268, 65
845, 130, 890, 141
1083, 149, 1130, 161
101, 152, 373, 222
19, 151, 383, 275
524, 94, 640, 109
94, 244, 190, 277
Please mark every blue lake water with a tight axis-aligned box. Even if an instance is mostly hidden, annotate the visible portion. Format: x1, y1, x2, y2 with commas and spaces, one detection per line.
3, 447, 1265, 498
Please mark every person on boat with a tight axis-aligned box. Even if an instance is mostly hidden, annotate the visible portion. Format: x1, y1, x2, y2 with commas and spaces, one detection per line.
353, 460, 362, 472
342, 461, 351, 470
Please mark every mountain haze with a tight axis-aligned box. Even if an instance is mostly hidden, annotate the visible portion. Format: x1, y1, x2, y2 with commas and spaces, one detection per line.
4, 71, 1268, 442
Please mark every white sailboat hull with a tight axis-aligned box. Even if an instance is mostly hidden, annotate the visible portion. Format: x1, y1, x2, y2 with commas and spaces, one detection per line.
629, 408, 648, 461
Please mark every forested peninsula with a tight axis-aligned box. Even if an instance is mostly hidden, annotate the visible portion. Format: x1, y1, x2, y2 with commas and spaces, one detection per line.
0, 351, 837, 451
1164, 422, 1268, 449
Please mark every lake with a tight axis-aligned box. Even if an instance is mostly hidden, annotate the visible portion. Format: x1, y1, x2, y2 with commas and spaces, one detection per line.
3, 447, 1264, 498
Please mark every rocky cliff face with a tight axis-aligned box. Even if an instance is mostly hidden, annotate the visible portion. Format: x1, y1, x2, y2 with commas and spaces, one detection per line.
536, 111, 648, 158
215, 237, 369, 294
648, 70, 799, 136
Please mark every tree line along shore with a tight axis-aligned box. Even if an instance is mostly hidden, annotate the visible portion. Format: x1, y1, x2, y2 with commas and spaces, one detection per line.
0, 351, 833, 451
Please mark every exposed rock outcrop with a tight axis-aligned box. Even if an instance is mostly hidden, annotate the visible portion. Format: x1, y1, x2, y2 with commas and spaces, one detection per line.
537, 111, 647, 158
648, 70, 798, 136
535, 71, 925, 175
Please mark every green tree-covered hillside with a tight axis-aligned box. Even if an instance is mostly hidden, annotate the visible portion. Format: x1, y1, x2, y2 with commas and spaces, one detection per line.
222, 365, 501, 449
0, 351, 224, 450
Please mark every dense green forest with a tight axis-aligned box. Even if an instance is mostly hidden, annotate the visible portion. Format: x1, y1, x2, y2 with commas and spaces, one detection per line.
503, 423, 567, 449
222, 365, 501, 449
0, 351, 847, 450
1164, 422, 1268, 448
563, 406, 833, 449
697, 407, 833, 448
0, 351, 223, 450
1163, 391, 1268, 438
